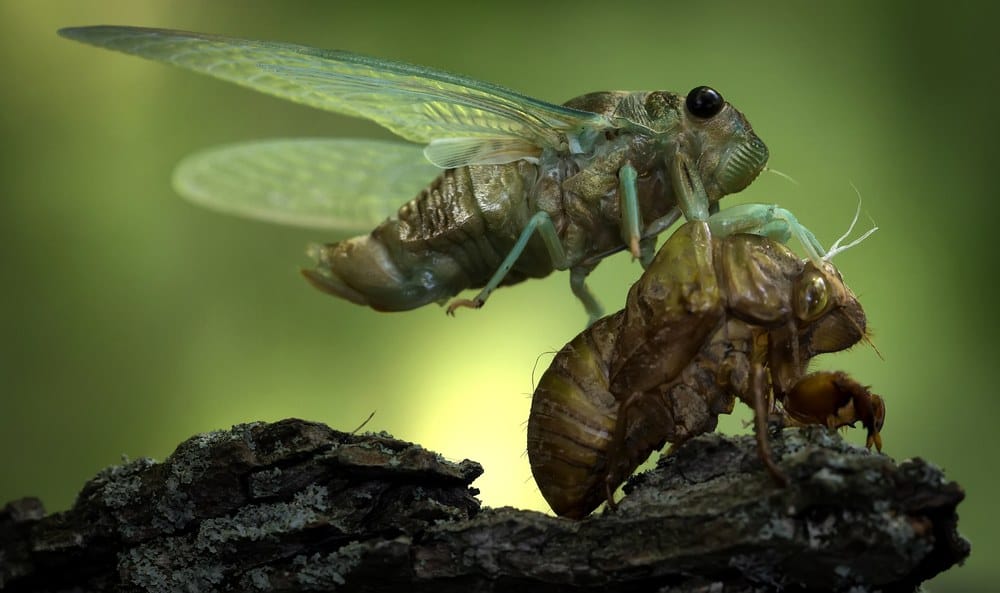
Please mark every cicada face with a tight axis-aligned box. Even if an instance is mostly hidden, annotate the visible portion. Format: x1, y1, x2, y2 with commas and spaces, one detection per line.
794, 262, 867, 357
715, 127, 769, 196
660, 86, 770, 200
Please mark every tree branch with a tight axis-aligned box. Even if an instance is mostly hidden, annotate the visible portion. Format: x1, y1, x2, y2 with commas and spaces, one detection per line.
0, 419, 968, 592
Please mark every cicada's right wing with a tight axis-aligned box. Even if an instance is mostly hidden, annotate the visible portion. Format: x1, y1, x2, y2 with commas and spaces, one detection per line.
173, 138, 438, 232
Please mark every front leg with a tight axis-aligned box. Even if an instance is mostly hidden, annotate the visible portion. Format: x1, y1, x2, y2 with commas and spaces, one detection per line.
785, 370, 886, 451
668, 151, 710, 222
601, 390, 646, 513
707, 203, 827, 265
750, 362, 788, 486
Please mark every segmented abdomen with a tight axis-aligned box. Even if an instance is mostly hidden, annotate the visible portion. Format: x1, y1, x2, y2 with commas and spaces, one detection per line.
527, 315, 622, 519
394, 161, 545, 284
306, 162, 545, 311
528, 315, 745, 519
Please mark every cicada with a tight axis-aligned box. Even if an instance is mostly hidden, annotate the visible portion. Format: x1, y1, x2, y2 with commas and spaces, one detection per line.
58, 26, 783, 323
527, 220, 885, 518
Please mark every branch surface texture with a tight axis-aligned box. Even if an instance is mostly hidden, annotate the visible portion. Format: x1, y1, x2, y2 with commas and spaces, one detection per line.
0, 419, 968, 592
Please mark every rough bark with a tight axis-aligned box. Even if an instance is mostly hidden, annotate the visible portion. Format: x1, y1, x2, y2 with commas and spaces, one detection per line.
0, 419, 968, 592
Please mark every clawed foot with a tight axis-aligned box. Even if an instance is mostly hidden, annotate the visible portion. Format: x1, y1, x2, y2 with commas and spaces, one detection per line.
446, 297, 483, 317
760, 450, 789, 488
604, 477, 619, 514
785, 370, 886, 453
629, 236, 641, 260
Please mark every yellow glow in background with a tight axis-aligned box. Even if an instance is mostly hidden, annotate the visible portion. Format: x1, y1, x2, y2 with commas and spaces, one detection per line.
1, 3, 995, 591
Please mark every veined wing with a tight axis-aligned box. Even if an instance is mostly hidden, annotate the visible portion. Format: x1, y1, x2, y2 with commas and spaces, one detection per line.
59, 26, 611, 164
173, 139, 437, 231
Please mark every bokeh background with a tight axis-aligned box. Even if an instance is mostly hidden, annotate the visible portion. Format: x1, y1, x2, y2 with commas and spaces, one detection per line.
1, 2, 994, 590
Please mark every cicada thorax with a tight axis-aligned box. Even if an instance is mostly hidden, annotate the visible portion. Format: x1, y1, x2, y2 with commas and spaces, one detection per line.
559, 91, 678, 222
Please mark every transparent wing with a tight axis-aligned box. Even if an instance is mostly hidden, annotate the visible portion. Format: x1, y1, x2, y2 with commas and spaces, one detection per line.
59, 26, 611, 161
173, 139, 438, 231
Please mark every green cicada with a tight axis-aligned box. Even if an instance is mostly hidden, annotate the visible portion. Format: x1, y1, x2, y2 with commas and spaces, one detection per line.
60, 26, 820, 323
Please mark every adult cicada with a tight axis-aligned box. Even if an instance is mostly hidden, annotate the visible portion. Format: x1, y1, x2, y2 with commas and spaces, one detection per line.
58, 26, 817, 323
527, 220, 884, 518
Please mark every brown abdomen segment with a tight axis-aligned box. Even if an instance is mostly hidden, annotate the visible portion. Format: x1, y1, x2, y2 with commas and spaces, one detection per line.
528, 314, 741, 519
527, 315, 622, 519
304, 163, 543, 311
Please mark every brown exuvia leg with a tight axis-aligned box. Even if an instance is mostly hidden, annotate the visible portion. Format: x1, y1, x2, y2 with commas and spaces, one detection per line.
751, 364, 787, 486
601, 390, 646, 512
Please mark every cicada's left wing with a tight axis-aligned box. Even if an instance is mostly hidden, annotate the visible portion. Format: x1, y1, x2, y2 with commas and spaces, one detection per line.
58, 26, 612, 167
173, 138, 438, 232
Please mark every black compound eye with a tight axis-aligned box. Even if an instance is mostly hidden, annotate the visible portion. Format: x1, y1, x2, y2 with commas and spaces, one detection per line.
685, 86, 725, 119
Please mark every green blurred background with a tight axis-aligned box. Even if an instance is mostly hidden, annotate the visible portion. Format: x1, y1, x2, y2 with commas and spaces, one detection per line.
1, 2, 994, 589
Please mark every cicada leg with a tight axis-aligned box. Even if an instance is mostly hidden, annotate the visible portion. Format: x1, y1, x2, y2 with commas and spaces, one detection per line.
618, 162, 642, 259
447, 210, 604, 324
707, 203, 827, 265
578, 208, 680, 272
601, 389, 646, 513
785, 371, 885, 451
668, 152, 711, 222
750, 363, 788, 487
570, 262, 604, 325
639, 207, 681, 256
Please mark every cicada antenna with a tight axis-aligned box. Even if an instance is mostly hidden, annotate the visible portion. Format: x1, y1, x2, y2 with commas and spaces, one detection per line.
838, 295, 885, 361
824, 183, 878, 261
865, 333, 886, 361
764, 166, 800, 186
852, 316, 885, 362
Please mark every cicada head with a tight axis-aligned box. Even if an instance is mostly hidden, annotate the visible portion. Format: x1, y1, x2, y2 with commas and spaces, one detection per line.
793, 261, 867, 357
663, 86, 769, 199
